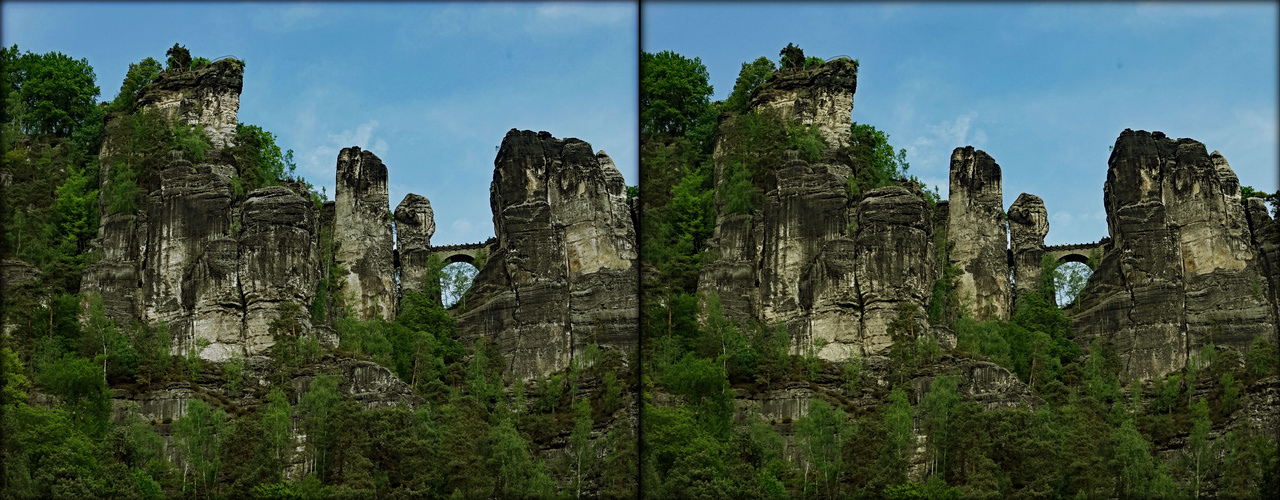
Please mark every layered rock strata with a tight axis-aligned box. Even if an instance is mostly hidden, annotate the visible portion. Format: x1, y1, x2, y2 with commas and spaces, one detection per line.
1069, 130, 1278, 380
334, 147, 396, 322
948, 146, 1011, 321
135, 58, 243, 149
393, 193, 436, 299
82, 60, 330, 360
1008, 193, 1050, 303
749, 58, 859, 148
700, 67, 940, 361
456, 129, 637, 380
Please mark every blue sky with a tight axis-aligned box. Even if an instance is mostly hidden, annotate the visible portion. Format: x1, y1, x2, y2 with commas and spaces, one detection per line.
643, 2, 1278, 246
4, 2, 638, 246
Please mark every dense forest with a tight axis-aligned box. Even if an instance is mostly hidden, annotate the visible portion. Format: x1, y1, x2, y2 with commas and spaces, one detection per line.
637, 45, 1279, 499
1, 44, 636, 499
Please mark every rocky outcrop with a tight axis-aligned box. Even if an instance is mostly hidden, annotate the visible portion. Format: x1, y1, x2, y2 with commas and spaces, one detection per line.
799, 186, 937, 359
1, 258, 40, 294
393, 193, 436, 299
948, 146, 1011, 322
457, 129, 637, 381
1070, 130, 1277, 380
700, 63, 943, 361
135, 58, 243, 149
749, 58, 859, 148
1008, 193, 1050, 302
239, 186, 321, 352
333, 147, 396, 322
81, 59, 329, 361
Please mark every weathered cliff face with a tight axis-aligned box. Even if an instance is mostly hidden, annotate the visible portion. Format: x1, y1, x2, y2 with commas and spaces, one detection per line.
699, 65, 941, 361
81, 59, 327, 361
135, 59, 243, 149
1008, 193, 1049, 302
333, 147, 396, 322
456, 129, 637, 381
948, 146, 1011, 322
393, 193, 435, 299
749, 58, 858, 148
1070, 130, 1278, 380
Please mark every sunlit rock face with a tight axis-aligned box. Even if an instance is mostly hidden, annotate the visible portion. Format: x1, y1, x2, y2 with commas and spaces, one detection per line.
135, 58, 243, 149
1070, 129, 1278, 381
948, 146, 1011, 322
334, 147, 396, 322
456, 129, 637, 381
394, 193, 436, 302
1008, 193, 1050, 302
82, 59, 325, 361
749, 58, 858, 148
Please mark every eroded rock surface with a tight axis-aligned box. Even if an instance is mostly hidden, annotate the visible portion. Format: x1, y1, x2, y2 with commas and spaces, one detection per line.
135, 58, 243, 149
334, 147, 396, 322
457, 129, 637, 380
948, 146, 1011, 322
1009, 193, 1050, 302
749, 58, 859, 148
394, 193, 436, 299
1070, 130, 1278, 380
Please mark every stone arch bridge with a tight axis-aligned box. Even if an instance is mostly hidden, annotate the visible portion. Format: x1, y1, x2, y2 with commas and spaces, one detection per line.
1045, 237, 1110, 264
426, 237, 497, 266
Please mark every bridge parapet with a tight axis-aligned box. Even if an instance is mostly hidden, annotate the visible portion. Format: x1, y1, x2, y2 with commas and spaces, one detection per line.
425, 237, 497, 265
1045, 237, 1110, 264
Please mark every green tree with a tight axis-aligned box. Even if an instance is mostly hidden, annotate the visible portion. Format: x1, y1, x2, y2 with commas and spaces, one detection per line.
300, 374, 341, 480
641, 50, 713, 136
779, 43, 805, 71
569, 397, 595, 498
922, 375, 962, 480
488, 415, 555, 498
724, 57, 776, 113
262, 387, 293, 480
1187, 398, 1212, 498
173, 398, 226, 498
165, 43, 192, 70
111, 57, 162, 111
795, 399, 849, 498
8, 48, 100, 136
846, 122, 911, 196
231, 123, 297, 194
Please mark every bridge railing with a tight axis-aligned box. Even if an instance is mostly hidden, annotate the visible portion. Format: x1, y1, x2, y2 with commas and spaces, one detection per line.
426, 237, 497, 252
1045, 237, 1111, 252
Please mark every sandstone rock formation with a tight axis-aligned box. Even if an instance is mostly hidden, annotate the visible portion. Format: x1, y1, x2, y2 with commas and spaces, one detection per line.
700, 67, 942, 361
457, 129, 637, 380
1070, 130, 1278, 380
749, 58, 858, 148
135, 58, 243, 149
81, 59, 325, 361
334, 147, 396, 322
1008, 193, 1050, 302
948, 146, 1011, 322
394, 193, 436, 299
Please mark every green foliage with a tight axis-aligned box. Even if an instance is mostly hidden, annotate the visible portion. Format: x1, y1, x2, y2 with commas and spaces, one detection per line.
189, 56, 212, 70
778, 43, 805, 71
724, 56, 776, 113
1245, 336, 1278, 381
231, 122, 297, 193
3, 46, 100, 136
845, 122, 911, 196
110, 57, 161, 112
787, 123, 825, 162
172, 122, 210, 161
173, 398, 226, 497
165, 43, 192, 70
1220, 371, 1240, 415
795, 399, 849, 497
641, 50, 713, 136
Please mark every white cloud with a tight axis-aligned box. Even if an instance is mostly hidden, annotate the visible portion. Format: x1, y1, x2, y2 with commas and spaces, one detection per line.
905, 112, 987, 174
251, 4, 329, 34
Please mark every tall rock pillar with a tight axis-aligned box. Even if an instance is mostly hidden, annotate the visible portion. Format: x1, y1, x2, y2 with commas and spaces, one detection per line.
394, 194, 436, 299
457, 129, 637, 381
334, 147, 396, 322
1008, 193, 1050, 304
948, 146, 1011, 321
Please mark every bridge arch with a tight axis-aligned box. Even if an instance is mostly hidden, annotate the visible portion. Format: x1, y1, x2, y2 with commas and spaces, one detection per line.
1057, 252, 1091, 264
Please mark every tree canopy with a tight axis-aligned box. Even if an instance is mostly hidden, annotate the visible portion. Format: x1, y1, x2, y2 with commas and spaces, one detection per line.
641, 50, 713, 137
2, 45, 100, 136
